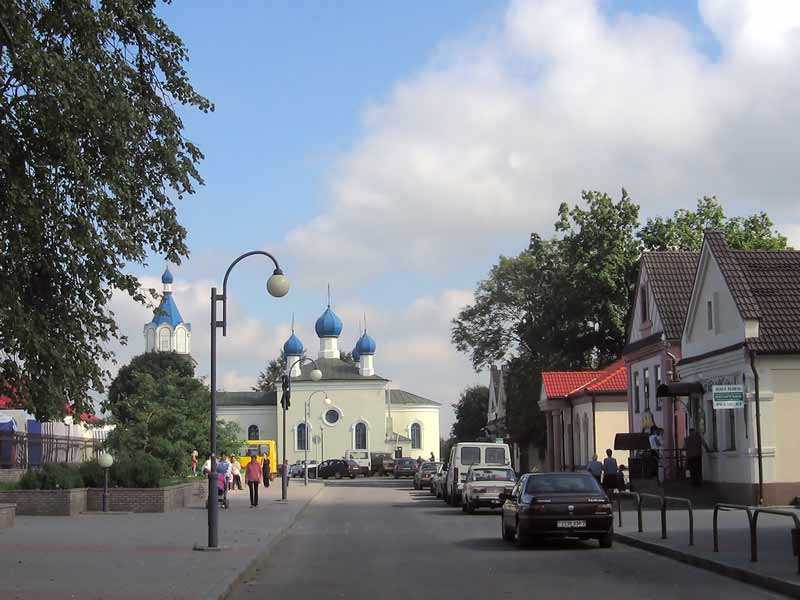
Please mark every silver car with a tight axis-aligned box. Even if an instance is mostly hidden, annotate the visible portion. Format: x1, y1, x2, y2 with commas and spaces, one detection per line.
461, 464, 516, 513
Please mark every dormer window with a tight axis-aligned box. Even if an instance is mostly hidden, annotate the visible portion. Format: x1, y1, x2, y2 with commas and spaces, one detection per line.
707, 300, 713, 331
640, 284, 648, 322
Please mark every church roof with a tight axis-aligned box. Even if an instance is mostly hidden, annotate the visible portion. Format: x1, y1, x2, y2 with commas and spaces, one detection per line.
217, 391, 277, 406
293, 358, 388, 382
148, 293, 189, 330
387, 389, 440, 406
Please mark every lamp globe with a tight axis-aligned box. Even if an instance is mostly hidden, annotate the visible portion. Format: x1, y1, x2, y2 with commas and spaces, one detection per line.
98, 452, 114, 469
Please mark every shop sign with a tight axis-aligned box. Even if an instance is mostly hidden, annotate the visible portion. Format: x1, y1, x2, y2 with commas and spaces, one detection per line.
712, 384, 744, 409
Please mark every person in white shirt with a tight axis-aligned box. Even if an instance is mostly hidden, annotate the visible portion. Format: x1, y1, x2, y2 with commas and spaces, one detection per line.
649, 426, 664, 483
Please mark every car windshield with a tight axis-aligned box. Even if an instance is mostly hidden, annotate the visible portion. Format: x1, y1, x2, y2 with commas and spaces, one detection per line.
420, 463, 438, 472
525, 474, 603, 495
460, 447, 480, 465
470, 468, 515, 482
397, 459, 414, 466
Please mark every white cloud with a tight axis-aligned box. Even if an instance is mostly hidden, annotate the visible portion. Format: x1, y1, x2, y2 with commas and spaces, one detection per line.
286, 0, 800, 284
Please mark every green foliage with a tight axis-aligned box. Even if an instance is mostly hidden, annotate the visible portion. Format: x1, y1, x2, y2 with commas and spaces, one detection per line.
110, 453, 163, 488
78, 460, 105, 488
19, 464, 84, 489
0, 1, 211, 420
451, 385, 489, 441
103, 353, 241, 476
253, 354, 286, 392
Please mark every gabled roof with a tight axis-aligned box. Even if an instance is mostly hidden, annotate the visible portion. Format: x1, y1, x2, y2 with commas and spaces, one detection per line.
217, 391, 277, 406
641, 251, 699, 340
582, 359, 627, 393
541, 372, 598, 399
700, 230, 800, 353
387, 389, 440, 406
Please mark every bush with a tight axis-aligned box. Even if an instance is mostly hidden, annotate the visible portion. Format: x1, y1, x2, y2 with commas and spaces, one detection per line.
18, 464, 84, 490
79, 460, 105, 488
110, 452, 163, 488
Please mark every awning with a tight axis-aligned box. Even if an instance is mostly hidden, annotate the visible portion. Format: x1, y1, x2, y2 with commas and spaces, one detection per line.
656, 382, 704, 397
614, 432, 651, 451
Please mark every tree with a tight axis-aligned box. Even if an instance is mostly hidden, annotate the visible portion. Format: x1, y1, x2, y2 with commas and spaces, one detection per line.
0, 2, 212, 420
253, 354, 286, 393
340, 351, 355, 365
451, 385, 489, 442
103, 353, 239, 476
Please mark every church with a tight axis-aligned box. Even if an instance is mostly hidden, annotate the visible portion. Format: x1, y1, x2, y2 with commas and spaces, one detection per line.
144, 269, 441, 465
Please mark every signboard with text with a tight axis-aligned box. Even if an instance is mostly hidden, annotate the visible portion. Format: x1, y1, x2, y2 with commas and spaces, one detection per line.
712, 384, 744, 409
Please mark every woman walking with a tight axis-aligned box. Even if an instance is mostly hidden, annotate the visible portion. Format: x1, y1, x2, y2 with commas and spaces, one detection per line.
245, 453, 263, 508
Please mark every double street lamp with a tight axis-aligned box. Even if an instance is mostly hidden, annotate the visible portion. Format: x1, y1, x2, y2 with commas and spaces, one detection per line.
304, 390, 331, 486
205, 250, 289, 550
281, 357, 322, 500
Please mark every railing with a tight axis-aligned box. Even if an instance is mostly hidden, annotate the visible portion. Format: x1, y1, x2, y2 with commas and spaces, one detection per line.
0, 432, 104, 469
713, 503, 800, 573
615, 491, 693, 546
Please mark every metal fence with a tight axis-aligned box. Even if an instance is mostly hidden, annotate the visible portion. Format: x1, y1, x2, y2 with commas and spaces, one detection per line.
0, 432, 105, 469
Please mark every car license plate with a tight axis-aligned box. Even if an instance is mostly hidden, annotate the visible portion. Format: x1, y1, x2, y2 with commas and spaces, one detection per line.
556, 520, 586, 528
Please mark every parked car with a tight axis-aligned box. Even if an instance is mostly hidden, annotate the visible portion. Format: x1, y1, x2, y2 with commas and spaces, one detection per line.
346, 450, 371, 476
431, 463, 447, 496
318, 459, 355, 480
299, 459, 319, 478
444, 442, 511, 506
394, 457, 417, 478
500, 472, 613, 547
413, 461, 441, 490
461, 464, 516, 513
370, 452, 394, 476
289, 461, 304, 478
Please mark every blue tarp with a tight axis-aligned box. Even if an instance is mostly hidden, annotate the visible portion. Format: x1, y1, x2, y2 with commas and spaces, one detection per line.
27, 419, 43, 466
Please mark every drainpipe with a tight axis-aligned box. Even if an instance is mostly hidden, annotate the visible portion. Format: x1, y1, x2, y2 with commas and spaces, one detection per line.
591, 393, 597, 456
569, 400, 575, 471
749, 349, 764, 506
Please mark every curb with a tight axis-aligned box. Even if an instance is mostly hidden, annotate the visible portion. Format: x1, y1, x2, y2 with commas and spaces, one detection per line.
615, 533, 800, 599
212, 483, 325, 600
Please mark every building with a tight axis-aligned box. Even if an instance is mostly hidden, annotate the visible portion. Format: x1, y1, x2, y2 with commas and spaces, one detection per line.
623, 251, 698, 478
670, 230, 800, 505
137, 282, 443, 465
538, 361, 628, 472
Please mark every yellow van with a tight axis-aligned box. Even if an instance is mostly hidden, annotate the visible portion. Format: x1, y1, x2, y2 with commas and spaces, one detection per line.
237, 440, 277, 479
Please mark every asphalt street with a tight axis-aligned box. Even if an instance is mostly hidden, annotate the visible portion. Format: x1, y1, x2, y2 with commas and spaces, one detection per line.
228, 479, 786, 600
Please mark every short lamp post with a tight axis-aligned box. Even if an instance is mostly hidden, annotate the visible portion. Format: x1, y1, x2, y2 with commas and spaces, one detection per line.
281, 357, 322, 500
98, 452, 114, 512
305, 390, 331, 486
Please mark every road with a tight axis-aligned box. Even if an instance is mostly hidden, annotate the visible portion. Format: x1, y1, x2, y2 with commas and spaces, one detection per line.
228, 479, 785, 600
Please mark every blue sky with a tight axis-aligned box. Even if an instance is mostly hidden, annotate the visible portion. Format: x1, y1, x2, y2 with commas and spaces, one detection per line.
110, 1, 800, 433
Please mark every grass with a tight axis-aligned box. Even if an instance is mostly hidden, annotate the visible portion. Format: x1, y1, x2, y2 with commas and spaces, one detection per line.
0, 482, 19, 490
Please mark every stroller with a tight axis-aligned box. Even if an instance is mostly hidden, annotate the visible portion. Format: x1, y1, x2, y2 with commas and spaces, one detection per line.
206, 471, 229, 509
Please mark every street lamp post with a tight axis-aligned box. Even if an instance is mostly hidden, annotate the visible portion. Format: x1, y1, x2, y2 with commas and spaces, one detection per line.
98, 452, 114, 512
206, 251, 289, 550
281, 357, 322, 500
305, 390, 331, 486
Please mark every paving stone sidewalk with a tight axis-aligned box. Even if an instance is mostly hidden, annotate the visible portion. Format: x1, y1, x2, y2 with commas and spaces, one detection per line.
0, 481, 323, 600
615, 505, 800, 597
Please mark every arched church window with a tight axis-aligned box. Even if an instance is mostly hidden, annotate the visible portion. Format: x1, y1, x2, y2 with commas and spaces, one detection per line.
146, 329, 155, 351
410, 423, 421, 449
248, 425, 259, 440
159, 328, 171, 352
297, 423, 308, 451
176, 328, 187, 353
354, 422, 367, 450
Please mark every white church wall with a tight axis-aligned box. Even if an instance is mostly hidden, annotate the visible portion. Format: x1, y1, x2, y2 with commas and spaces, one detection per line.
217, 406, 278, 451
390, 406, 440, 462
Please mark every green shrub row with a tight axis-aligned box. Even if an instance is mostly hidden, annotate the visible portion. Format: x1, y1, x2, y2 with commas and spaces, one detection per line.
17, 453, 166, 489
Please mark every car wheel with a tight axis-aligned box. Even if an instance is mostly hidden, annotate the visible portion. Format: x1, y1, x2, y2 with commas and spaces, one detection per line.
501, 516, 515, 542
515, 520, 530, 547
598, 531, 613, 548
350, 474, 356, 479
461, 499, 469, 513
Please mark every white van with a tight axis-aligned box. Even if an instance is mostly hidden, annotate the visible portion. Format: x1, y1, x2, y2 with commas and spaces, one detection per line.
444, 442, 511, 506
345, 450, 371, 477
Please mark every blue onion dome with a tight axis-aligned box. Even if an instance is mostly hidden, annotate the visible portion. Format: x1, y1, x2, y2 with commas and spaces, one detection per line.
283, 332, 304, 356
357, 332, 376, 355
162, 267, 174, 285
352, 342, 361, 363
315, 306, 343, 338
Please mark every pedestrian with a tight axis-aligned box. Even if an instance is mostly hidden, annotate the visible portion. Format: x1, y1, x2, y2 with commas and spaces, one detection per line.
262, 453, 271, 488
429, 451, 435, 463
191, 450, 198, 476
201, 456, 212, 476
416, 456, 424, 466
586, 454, 603, 484
684, 428, 709, 486
217, 452, 232, 490
602, 449, 618, 492
245, 452, 263, 507
648, 425, 664, 481
230, 454, 242, 490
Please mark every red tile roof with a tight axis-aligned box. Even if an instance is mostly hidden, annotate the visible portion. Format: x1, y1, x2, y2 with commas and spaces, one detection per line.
541, 372, 598, 399
583, 359, 627, 393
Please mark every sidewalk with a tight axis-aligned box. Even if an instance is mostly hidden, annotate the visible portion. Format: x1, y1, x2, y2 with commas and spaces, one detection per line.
615, 505, 800, 597
0, 481, 323, 600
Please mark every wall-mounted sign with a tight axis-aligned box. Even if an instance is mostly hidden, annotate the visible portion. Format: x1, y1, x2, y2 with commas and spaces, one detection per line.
713, 384, 744, 409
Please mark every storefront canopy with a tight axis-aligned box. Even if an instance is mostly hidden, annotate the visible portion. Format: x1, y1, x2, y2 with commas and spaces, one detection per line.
614, 432, 651, 451
656, 382, 704, 397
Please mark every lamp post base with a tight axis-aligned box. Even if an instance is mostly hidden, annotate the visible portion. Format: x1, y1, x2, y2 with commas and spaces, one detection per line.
192, 544, 229, 552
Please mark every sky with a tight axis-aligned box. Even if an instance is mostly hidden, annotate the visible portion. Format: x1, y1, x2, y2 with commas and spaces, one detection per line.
108, 0, 800, 435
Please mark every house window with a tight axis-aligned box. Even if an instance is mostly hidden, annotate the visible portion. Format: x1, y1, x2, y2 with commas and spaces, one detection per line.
643, 368, 650, 410
296, 423, 309, 451
634, 371, 640, 413
410, 423, 421, 449
726, 410, 736, 451
640, 284, 648, 322
176, 328, 187, 353
146, 329, 155, 351
354, 422, 368, 450
707, 300, 714, 331
655, 365, 662, 411
247, 425, 259, 440
159, 328, 171, 351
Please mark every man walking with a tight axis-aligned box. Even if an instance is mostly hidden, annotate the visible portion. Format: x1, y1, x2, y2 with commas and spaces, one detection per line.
685, 428, 708, 486
586, 454, 603, 485
602, 449, 619, 492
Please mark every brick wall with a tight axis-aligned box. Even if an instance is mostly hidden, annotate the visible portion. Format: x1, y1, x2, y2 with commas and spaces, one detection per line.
85, 481, 205, 513
0, 469, 24, 484
0, 503, 14, 528
0, 489, 86, 516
